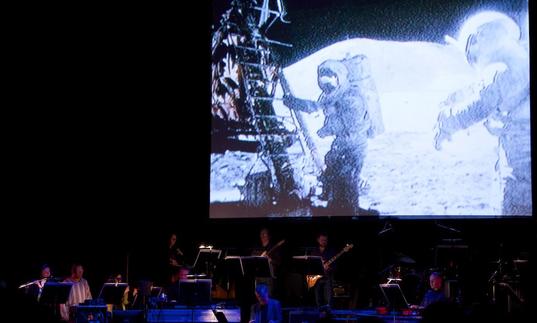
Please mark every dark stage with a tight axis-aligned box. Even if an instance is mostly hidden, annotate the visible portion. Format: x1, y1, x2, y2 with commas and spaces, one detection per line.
2, 216, 535, 322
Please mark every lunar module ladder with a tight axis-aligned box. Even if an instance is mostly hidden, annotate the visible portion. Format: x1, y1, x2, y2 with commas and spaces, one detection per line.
218, 4, 309, 197
233, 35, 324, 172
233, 34, 308, 201
234, 38, 299, 145
215, 0, 317, 204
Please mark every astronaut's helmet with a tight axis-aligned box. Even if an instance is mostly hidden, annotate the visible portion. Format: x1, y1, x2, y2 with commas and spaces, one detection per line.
457, 11, 520, 66
317, 60, 348, 94
318, 74, 338, 93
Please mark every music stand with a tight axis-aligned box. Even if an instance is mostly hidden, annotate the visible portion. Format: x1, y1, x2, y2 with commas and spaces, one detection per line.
224, 256, 274, 278
379, 283, 410, 310
39, 282, 73, 320
40, 282, 73, 305
151, 286, 163, 298
291, 256, 324, 276
224, 256, 244, 279
193, 248, 222, 276
241, 256, 273, 278
177, 279, 212, 306
98, 283, 128, 305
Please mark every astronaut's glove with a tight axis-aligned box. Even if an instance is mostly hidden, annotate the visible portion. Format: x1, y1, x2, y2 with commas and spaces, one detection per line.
317, 126, 331, 138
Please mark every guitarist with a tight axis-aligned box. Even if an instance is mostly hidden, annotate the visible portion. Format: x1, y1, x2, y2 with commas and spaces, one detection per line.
310, 232, 337, 308
251, 228, 284, 298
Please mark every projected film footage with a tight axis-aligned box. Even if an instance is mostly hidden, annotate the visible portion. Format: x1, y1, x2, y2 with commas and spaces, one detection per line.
210, 0, 531, 218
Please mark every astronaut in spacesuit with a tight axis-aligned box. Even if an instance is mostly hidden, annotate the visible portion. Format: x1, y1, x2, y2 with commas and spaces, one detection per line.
434, 13, 531, 215
284, 55, 384, 215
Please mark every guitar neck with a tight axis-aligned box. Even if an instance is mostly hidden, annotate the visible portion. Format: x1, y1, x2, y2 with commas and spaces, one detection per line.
266, 240, 285, 256
326, 246, 351, 265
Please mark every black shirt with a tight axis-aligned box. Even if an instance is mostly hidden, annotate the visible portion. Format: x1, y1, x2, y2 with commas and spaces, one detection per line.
252, 241, 283, 269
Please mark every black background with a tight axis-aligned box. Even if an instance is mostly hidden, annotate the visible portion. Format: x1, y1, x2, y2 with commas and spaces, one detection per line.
213, 0, 528, 65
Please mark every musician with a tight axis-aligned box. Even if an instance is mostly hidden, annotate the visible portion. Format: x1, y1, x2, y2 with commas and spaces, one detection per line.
165, 266, 190, 302
168, 233, 185, 267
310, 233, 337, 308
60, 263, 92, 321
251, 228, 283, 298
421, 272, 448, 308
11, 265, 63, 323
252, 228, 283, 266
249, 283, 282, 323
162, 232, 185, 286
105, 273, 129, 310
25, 263, 52, 302
410, 271, 448, 311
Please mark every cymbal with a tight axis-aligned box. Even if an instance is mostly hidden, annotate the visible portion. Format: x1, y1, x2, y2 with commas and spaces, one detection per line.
397, 256, 416, 264
512, 259, 528, 264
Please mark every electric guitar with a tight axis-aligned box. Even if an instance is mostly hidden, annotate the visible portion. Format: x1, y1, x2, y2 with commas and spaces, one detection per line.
306, 244, 353, 289
260, 239, 286, 258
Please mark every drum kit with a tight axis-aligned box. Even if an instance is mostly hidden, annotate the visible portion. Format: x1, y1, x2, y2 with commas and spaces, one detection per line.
488, 256, 528, 309
379, 242, 529, 310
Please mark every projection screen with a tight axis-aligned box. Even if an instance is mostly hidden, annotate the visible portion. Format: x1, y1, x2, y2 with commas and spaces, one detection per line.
210, 0, 531, 218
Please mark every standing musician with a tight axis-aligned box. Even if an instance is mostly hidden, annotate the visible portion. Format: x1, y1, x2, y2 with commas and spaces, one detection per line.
162, 232, 186, 286
237, 228, 284, 323
168, 233, 185, 268
309, 233, 337, 308
251, 228, 284, 298
24, 263, 53, 302
60, 263, 92, 321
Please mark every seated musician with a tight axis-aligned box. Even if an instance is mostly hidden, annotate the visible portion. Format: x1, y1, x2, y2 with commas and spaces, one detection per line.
420, 272, 448, 308
410, 271, 448, 310
249, 283, 282, 323
165, 266, 190, 302
105, 273, 129, 310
